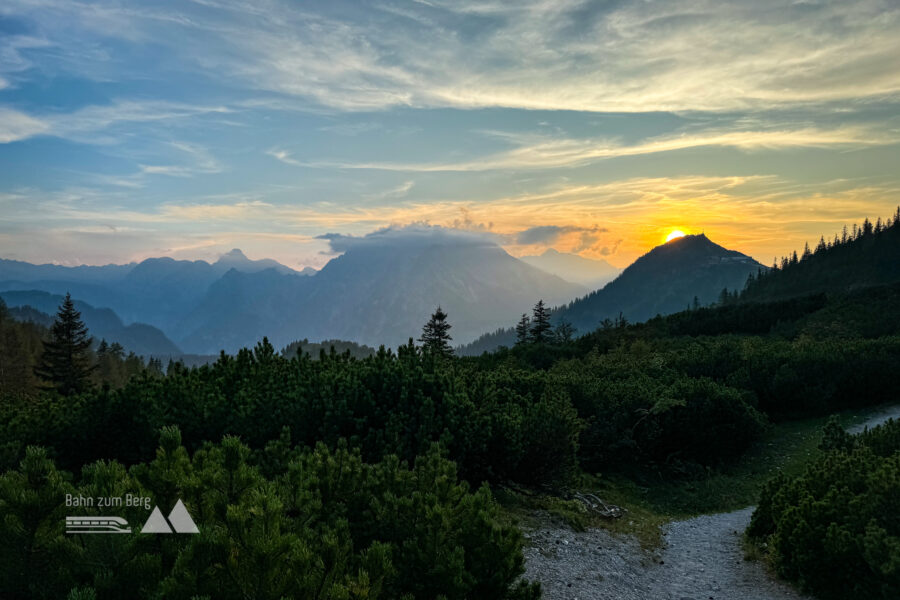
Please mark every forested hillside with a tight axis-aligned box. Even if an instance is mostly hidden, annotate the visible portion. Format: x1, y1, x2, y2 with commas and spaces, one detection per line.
741, 207, 900, 302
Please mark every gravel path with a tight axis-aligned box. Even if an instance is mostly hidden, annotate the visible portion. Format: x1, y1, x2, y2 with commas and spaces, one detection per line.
523, 509, 806, 600
523, 406, 900, 600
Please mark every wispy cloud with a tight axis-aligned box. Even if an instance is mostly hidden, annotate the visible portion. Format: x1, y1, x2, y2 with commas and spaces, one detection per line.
0, 100, 233, 145
267, 124, 898, 172
0, 107, 50, 143
5, 0, 899, 113
364, 180, 415, 201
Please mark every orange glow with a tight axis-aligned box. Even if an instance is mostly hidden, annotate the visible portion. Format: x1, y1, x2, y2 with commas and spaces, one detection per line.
665, 230, 686, 243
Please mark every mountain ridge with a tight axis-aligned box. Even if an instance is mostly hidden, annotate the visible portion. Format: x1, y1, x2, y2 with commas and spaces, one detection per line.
0, 290, 181, 356
519, 248, 621, 290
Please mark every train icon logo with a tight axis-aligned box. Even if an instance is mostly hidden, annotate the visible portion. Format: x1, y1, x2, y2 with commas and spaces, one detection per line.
66, 516, 132, 534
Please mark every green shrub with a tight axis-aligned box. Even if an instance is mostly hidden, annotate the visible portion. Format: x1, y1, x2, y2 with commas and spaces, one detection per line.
0, 429, 538, 600
749, 419, 900, 599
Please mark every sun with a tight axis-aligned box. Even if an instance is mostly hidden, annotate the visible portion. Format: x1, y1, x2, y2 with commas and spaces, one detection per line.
665, 230, 686, 243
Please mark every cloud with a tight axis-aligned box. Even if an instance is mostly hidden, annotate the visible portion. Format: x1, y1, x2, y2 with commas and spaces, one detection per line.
268, 124, 898, 172
316, 223, 500, 254
0, 100, 233, 144
516, 225, 608, 245
364, 180, 415, 201
223, 0, 900, 113
49, 100, 232, 142
0, 107, 50, 143
267, 148, 303, 166
160, 200, 274, 221
5, 0, 900, 114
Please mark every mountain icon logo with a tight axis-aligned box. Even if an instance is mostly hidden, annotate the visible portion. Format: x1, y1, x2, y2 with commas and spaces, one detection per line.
141, 499, 199, 534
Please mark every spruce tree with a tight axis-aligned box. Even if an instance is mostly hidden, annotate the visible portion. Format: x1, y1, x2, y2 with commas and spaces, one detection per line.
35, 293, 95, 395
418, 306, 453, 357
515, 313, 530, 345
529, 300, 552, 344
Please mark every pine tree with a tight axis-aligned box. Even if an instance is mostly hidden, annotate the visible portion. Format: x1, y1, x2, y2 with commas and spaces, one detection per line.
34, 293, 95, 395
418, 306, 453, 357
529, 300, 552, 344
515, 313, 530, 345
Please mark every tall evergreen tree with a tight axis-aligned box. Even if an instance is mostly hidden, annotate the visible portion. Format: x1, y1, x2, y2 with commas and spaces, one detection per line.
529, 299, 552, 344
515, 314, 530, 345
418, 306, 453, 357
34, 293, 95, 396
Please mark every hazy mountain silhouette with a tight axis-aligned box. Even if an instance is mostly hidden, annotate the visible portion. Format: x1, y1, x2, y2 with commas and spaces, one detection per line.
213, 248, 306, 276
299, 241, 585, 350
0, 290, 181, 356
0, 251, 308, 334
176, 267, 314, 353
520, 248, 621, 290
175, 235, 586, 353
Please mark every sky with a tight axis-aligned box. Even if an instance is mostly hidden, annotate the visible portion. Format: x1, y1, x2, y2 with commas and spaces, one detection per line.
1, 0, 899, 270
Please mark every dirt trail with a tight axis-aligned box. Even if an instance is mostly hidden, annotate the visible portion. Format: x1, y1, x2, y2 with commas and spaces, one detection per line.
523, 405, 900, 599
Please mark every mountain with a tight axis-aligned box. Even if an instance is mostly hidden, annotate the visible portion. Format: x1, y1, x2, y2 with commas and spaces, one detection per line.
172, 232, 587, 353
298, 241, 585, 349
0, 233, 587, 354
0, 290, 181, 356
0, 258, 134, 283
176, 268, 314, 353
0, 250, 308, 335
555, 234, 764, 333
212, 248, 301, 276
459, 233, 765, 354
520, 249, 621, 290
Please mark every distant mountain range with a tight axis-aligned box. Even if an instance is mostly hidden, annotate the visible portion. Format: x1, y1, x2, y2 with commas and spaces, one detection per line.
0, 234, 585, 353
520, 249, 621, 290
460, 233, 765, 354
172, 239, 585, 352
0, 290, 180, 356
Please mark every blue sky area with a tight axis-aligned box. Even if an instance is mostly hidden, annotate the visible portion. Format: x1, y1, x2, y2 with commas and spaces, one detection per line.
1, 0, 899, 269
